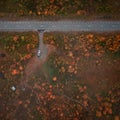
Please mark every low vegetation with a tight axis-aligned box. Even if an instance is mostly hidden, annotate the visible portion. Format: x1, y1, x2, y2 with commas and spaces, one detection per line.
0, 32, 120, 119
0, 0, 120, 19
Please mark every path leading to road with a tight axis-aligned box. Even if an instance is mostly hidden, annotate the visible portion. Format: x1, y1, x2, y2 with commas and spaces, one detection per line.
1, 20, 120, 58
0, 20, 120, 32
38, 31, 48, 59
0, 20, 120, 90
0, 20, 120, 118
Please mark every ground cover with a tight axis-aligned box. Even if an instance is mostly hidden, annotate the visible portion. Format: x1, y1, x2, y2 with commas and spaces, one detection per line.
0, 0, 120, 20
0, 32, 120, 119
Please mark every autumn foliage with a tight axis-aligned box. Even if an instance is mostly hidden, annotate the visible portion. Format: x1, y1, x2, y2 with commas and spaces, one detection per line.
0, 32, 120, 119
0, 0, 120, 17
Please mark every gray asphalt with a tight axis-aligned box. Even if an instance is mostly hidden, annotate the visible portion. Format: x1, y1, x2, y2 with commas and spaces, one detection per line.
0, 21, 120, 32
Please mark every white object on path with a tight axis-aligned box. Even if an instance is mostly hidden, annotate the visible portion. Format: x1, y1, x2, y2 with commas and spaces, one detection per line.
11, 86, 16, 91
37, 49, 41, 57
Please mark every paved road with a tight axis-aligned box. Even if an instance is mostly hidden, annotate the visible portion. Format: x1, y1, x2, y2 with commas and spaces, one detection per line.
0, 20, 120, 58
0, 21, 120, 32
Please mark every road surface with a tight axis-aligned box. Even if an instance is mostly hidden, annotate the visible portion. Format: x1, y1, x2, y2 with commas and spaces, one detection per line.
0, 20, 120, 32
0, 20, 120, 59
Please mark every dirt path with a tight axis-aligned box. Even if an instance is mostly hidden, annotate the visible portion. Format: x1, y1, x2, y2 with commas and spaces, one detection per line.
18, 44, 56, 90
78, 56, 120, 95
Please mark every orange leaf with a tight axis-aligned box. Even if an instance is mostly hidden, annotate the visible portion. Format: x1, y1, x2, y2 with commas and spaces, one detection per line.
96, 111, 102, 117
52, 76, 57, 81
83, 94, 88, 99
27, 44, 30, 51
18, 100, 23, 105
114, 116, 120, 120
83, 100, 88, 107
19, 66, 23, 71
12, 69, 19, 75
24, 54, 32, 60
13, 36, 18, 42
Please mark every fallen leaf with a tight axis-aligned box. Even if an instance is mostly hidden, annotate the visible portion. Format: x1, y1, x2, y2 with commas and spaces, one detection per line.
114, 116, 120, 120
13, 36, 18, 42
11, 69, 19, 75
19, 66, 23, 71
83, 94, 88, 99
108, 108, 112, 114
52, 76, 57, 81
96, 111, 102, 117
68, 51, 73, 57
83, 100, 88, 107
18, 100, 23, 105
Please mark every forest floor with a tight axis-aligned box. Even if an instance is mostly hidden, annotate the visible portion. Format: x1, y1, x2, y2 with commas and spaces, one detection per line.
0, 32, 120, 120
